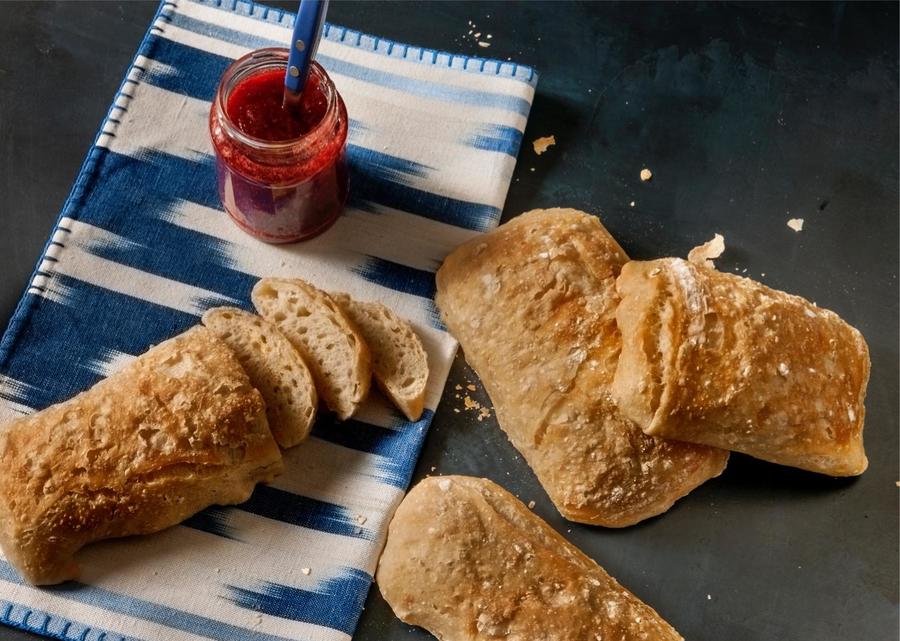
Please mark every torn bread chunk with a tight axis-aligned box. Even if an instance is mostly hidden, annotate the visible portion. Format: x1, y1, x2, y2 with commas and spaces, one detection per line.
612, 257, 869, 476
687, 233, 726, 268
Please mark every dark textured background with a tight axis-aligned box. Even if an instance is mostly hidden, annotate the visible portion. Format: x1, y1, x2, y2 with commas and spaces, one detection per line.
0, 2, 897, 640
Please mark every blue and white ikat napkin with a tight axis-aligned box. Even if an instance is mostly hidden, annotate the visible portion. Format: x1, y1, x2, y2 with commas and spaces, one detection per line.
0, 1, 536, 639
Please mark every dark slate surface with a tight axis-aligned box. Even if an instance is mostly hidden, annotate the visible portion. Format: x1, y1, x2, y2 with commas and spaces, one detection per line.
0, 2, 896, 640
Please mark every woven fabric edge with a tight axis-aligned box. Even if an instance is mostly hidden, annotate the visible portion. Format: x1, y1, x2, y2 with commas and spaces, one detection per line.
196, 0, 540, 85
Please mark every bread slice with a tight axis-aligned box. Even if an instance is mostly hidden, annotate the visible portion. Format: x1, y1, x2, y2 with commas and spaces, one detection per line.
331, 293, 428, 421
435, 208, 728, 527
0, 326, 282, 585
251, 278, 371, 421
377, 476, 683, 640
202, 307, 317, 449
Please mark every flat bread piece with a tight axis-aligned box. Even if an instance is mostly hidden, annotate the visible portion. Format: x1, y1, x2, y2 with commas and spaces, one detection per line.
251, 278, 371, 421
331, 293, 428, 421
202, 306, 317, 448
0, 326, 282, 585
435, 208, 728, 527
377, 476, 683, 641
611, 258, 870, 476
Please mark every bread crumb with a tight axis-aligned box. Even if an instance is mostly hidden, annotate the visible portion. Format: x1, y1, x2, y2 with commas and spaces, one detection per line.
688, 233, 726, 269
640, 168, 653, 181
466, 384, 477, 391
455, 384, 462, 390
529, 167, 535, 172
707, 594, 712, 600
438, 478, 452, 492
453, 408, 460, 413
478, 41, 491, 48
356, 514, 367, 525
777, 362, 790, 377
532, 135, 556, 155
477, 406, 492, 422
527, 500, 536, 509
787, 218, 804, 232
629, 201, 635, 207
474, 32, 481, 37
895, 481, 899, 487
301, 567, 311, 575
464, 395, 480, 410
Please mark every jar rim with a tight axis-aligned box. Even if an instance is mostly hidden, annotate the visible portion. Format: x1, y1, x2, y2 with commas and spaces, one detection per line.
214, 47, 338, 152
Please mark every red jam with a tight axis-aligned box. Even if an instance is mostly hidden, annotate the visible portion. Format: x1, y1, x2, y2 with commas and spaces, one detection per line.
210, 49, 348, 243
226, 69, 327, 141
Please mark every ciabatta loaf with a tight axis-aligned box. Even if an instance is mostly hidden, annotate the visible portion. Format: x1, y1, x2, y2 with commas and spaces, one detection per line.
612, 258, 869, 476
377, 476, 683, 641
202, 306, 317, 448
332, 293, 428, 421
0, 326, 282, 585
435, 208, 728, 526
252, 278, 371, 420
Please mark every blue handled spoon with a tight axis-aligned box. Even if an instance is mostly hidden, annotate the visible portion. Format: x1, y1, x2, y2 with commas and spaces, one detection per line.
283, 0, 329, 109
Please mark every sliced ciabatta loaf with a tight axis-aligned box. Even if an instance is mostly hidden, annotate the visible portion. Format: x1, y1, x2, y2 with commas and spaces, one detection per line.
252, 278, 371, 421
0, 326, 282, 585
332, 293, 429, 421
202, 306, 317, 449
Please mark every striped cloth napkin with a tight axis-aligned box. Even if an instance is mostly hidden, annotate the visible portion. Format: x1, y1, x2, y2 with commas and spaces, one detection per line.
0, 1, 535, 639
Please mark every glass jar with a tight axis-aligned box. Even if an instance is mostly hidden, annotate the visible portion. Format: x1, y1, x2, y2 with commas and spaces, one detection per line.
209, 48, 349, 243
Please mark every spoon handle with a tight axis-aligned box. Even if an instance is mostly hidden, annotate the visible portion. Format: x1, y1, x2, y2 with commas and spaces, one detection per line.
285, 0, 329, 96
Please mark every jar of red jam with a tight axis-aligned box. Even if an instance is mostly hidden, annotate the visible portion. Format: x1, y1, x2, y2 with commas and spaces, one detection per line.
209, 48, 348, 243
